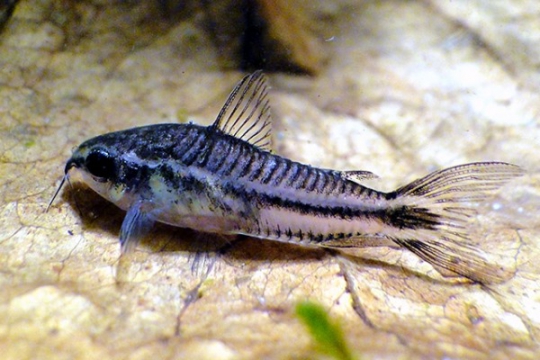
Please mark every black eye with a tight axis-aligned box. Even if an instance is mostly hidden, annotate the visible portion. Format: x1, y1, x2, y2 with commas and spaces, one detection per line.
85, 149, 116, 179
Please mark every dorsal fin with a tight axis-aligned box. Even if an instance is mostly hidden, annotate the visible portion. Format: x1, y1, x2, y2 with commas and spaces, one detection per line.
341, 170, 379, 185
211, 71, 272, 151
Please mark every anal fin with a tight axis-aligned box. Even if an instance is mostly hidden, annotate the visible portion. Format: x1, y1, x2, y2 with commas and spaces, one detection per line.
391, 237, 514, 284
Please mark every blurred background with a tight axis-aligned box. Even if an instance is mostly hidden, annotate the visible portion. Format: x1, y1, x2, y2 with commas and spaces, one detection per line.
0, 1, 539, 359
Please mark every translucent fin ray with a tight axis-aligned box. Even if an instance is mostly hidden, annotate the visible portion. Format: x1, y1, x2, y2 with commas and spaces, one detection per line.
387, 162, 524, 283
120, 201, 156, 254
212, 71, 272, 151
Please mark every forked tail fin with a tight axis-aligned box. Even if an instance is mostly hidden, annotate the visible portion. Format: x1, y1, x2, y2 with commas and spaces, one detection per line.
385, 162, 524, 284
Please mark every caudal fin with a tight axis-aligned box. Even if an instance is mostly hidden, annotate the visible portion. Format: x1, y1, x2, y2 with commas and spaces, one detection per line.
385, 162, 524, 284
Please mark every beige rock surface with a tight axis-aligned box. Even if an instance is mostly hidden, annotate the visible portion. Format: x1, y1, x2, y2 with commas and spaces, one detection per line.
0, 1, 539, 359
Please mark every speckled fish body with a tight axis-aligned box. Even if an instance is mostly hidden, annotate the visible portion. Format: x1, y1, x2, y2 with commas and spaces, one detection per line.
51, 71, 524, 284
68, 122, 387, 241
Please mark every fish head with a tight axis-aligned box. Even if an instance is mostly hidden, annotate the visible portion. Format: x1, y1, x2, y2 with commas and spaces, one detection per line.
67, 143, 117, 182
49, 124, 190, 211
63, 133, 143, 210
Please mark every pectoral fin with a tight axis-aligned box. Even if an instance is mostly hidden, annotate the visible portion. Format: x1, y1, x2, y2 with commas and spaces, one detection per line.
120, 201, 156, 253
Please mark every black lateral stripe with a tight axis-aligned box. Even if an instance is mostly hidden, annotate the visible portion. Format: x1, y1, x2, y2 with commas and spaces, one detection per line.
228, 185, 440, 230
379, 206, 441, 230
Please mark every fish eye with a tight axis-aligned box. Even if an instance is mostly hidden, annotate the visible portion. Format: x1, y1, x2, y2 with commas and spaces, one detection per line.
85, 149, 116, 179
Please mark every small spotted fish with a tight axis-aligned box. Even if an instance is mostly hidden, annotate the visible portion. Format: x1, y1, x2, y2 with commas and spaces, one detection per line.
49, 71, 524, 284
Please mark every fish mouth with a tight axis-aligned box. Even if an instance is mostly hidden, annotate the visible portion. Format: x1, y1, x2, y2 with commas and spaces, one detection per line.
64, 156, 83, 175
46, 156, 84, 212
45, 156, 84, 212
